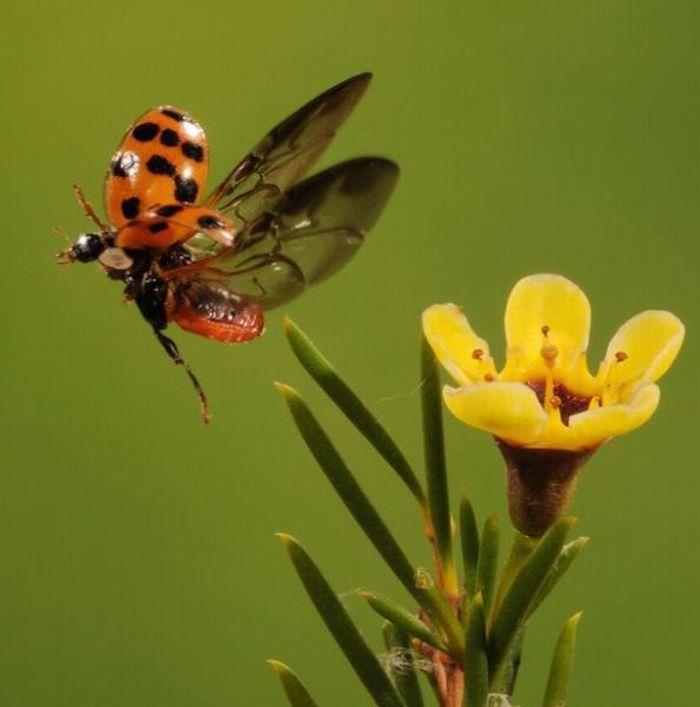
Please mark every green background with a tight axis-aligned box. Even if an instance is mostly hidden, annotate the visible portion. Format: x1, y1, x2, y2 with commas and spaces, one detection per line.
2, 1, 697, 705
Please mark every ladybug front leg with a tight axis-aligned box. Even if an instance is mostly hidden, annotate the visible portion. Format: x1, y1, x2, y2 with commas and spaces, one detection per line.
73, 183, 110, 232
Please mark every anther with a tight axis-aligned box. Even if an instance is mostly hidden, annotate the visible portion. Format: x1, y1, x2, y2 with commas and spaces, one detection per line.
615, 351, 628, 363
472, 348, 484, 360
550, 395, 562, 409
541, 325, 551, 337
541, 344, 559, 365
484, 373, 495, 382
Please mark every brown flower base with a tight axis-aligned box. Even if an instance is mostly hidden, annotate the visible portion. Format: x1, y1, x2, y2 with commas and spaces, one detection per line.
496, 439, 595, 536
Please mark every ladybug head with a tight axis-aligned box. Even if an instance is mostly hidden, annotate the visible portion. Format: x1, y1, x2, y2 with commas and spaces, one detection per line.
58, 233, 106, 264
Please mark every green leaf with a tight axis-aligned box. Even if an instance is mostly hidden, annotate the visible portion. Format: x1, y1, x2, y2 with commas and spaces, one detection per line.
278, 534, 406, 707
489, 518, 574, 684
476, 514, 500, 615
382, 622, 424, 707
490, 532, 536, 621
541, 613, 582, 707
362, 592, 448, 653
276, 383, 417, 597
495, 627, 525, 697
267, 660, 320, 707
462, 592, 489, 707
415, 569, 465, 661
420, 334, 455, 589
529, 537, 589, 617
284, 318, 426, 506
459, 496, 480, 599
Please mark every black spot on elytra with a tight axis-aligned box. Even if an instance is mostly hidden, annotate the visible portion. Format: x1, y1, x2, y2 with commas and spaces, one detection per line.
147, 155, 176, 176
111, 161, 127, 178
148, 221, 169, 234
197, 214, 224, 230
132, 122, 160, 142
174, 175, 198, 203
161, 108, 184, 122
121, 197, 140, 219
181, 141, 204, 162
160, 128, 180, 147
156, 204, 184, 217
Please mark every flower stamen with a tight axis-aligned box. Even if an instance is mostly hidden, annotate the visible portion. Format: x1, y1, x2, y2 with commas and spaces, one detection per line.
471, 348, 497, 382
588, 396, 601, 410
602, 350, 629, 406
539, 337, 560, 417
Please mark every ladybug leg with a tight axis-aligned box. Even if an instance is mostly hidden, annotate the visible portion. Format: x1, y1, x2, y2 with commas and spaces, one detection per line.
152, 328, 212, 425
73, 183, 110, 232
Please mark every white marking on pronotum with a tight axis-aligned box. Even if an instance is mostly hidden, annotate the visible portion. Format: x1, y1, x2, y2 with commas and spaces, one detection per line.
99, 247, 133, 271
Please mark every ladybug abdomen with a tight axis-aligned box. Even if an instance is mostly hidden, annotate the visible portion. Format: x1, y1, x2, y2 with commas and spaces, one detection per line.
105, 106, 209, 229
172, 281, 265, 343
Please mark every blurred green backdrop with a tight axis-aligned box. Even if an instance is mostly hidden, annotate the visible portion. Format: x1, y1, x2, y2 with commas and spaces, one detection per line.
1, 1, 697, 705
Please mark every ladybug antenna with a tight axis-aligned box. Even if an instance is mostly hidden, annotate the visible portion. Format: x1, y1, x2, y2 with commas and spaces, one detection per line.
52, 225, 71, 243
73, 183, 110, 232
153, 329, 212, 424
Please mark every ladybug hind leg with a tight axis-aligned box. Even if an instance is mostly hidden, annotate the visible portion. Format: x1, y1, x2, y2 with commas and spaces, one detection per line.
152, 328, 212, 425
135, 268, 212, 424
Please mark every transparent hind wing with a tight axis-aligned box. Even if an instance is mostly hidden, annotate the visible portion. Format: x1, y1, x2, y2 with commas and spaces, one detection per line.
178, 157, 399, 310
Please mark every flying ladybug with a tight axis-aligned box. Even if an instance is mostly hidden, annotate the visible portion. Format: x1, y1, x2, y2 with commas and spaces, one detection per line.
58, 73, 398, 423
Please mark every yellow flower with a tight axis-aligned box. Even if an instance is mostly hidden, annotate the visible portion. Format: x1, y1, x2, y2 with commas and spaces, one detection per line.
423, 274, 684, 453
423, 274, 684, 535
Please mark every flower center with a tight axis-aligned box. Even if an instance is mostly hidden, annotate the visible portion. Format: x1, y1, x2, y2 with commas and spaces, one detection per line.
525, 380, 591, 425
525, 324, 592, 425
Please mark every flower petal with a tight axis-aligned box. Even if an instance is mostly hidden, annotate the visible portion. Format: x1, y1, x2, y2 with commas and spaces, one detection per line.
567, 383, 660, 449
502, 274, 591, 383
443, 382, 547, 445
603, 311, 685, 391
422, 304, 494, 385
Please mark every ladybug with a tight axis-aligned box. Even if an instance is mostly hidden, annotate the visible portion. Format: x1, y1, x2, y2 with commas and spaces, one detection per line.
58, 74, 398, 423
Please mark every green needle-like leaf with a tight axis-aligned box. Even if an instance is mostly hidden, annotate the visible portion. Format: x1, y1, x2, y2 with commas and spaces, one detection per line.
420, 334, 455, 589
362, 592, 448, 652
460, 496, 480, 599
276, 383, 417, 597
267, 660, 320, 707
463, 592, 489, 707
476, 514, 500, 614
541, 613, 582, 707
284, 318, 426, 506
495, 628, 525, 697
382, 622, 424, 707
529, 537, 589, 617
278, 534, 406, 707
491, 532, 536, 621
489, 518, 574, 683
415, 569, 465, 660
